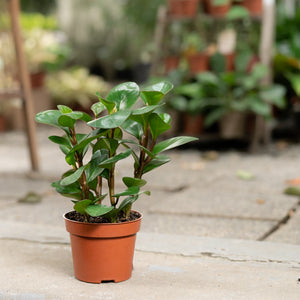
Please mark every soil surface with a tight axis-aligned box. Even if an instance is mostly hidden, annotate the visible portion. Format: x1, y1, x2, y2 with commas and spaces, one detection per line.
65, 211, 141, 224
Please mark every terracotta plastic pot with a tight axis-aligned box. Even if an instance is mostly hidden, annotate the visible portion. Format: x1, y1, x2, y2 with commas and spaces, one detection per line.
204, 0, 231, 16
240, 0, 262, 16
64, 211, 142, 283
186, 52, 209, 75
168, 0, 199, 17
30, 71, 45, 88
165, 55, 180, 73
183, 113, 204, 136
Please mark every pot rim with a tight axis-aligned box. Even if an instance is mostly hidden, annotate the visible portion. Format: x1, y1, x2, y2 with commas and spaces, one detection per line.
63, 210, 143, 226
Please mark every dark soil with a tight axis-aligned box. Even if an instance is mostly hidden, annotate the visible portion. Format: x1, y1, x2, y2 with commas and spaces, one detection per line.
65, 210, 141, 224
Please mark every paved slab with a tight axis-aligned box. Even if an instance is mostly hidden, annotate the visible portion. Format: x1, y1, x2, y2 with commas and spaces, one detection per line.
267, 204, 300, 245
0, 237, 300, 300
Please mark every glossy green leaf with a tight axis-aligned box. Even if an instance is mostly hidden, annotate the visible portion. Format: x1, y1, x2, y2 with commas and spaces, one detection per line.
122, 177, 147, 188
35, 110, 63, 128
122, 118, 143, 139
58, 115, 76, 129
118, 195, 138, 211
91, 102, 106, 117
142, 81, 173, 94
85, 150, 109, 182
140, 91, 164, 106
74, 199, 92, 215
51, 180, 81, 195
152, 136, 198, 155
65, 135, 101, 165
93, 138, 119, 156
60, 165, 88, 186
142, 154, 171, 174
85, 204, 114, 217
149, 113, 171, 141
107, 82, 139, 110
48, 136, 71, 147
98, 149, 132, 168
259, 85, 286, 108
57, 105, 72, 114
113, 186, 140, 197
87, 110, 131, 129
96, 94, 115, 114
120, 139, 155, 158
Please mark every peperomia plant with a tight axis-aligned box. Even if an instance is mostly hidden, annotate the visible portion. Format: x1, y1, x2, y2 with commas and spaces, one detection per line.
36, 81, 197, 223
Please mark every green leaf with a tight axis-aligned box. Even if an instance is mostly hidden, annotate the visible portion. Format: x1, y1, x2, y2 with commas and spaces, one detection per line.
57, 105, 73, 114
58, 115, 76, 129
142, 154, 171, 174
152, 136, 198, 155
93, 138, 119, 156
35, 110, 63, 129
87, 110, 131, 129
107, 82, 139, 110
91, 102, 106, 117
85, 150, 109, 182
122, 118, 143, 139
113, 186, 140, 197
85, 204, 114, 217
74, 199, 92, 215
95, 92, 115, 114
65, 135, 101, 165
205, 107, 227, 127
60, 165, 88, 186
118, 195, 138, 211
143, 81, 173, 94
123, 177, 147, 188
140, 91, 164, 106
149, 113, 171, 140
119, 139, 155, 158
226, 6, 249, 20
259, 85, 286, 108
284, 186, 300, 196
246, 95, 271, 117
48, 136, 71, 147
51, 180, 81, 195
98, 149, 132, 168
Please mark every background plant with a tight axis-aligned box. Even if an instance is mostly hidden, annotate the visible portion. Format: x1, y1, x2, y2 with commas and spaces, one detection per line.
35, 81, 196, 222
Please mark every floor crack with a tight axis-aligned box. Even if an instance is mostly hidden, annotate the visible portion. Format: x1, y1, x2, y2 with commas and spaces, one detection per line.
258, 199, 300, 241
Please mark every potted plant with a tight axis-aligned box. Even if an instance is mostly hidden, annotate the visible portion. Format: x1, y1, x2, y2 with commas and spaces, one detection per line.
204, 0, 232, 16
183, 32, 209, 75
169, 78, 206, 135
45, 67, 110, 110
195, 58, 286, 138
35, 81, 197, 283
237, 0, 262, 16
167, 0, 200, 18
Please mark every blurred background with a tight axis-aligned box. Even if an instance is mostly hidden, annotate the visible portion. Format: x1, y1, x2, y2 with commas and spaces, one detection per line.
0, 0, 300, 152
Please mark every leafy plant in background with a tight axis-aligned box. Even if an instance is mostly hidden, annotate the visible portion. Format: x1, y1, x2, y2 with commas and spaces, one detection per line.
35, 81, 197, 223
46, 67, 110, 108
274, 1, 300, 100
168, 53, 286, 127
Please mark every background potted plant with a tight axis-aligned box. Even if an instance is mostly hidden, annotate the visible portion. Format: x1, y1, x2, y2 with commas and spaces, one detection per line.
167, 0, 200, 18
35, 80, 197, 283
45, 66, 110, 110
183, 32, 209, 75
196, 54, 286, 138
204, 0, 232, 16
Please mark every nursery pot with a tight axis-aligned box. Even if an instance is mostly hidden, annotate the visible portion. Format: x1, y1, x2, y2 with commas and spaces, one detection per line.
186, 52, 209, 75
64, 211, 142, 283
168, 0, 199, 17
204, 0, 231, 16
220, 111, 247, 139
183, 113, 204, 136
240, 0, 262, 16
30, 71, 45, 88
165, 55, 180, 73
